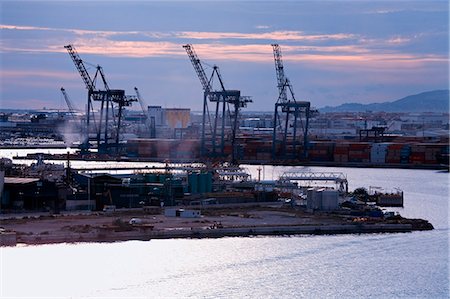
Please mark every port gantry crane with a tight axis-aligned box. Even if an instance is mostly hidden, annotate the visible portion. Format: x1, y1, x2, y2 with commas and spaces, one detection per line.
134, 87, 155, 138
64, 44, 137, 154
271, 44, 311, 159
183, 44, 251, 164
60, 87, 79, 119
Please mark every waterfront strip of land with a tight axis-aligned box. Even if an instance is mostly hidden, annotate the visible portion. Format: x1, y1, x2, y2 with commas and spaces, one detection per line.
0, 205, 433, 246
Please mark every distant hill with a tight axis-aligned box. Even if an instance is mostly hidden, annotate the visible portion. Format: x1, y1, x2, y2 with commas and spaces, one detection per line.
320, 90, 449, 113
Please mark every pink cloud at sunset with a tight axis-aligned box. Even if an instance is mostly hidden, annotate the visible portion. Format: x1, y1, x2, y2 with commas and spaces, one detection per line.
1, 0, 447, 110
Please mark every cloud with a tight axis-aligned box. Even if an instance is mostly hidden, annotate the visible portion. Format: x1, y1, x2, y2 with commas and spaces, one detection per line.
175, 30, 356, 41
0, 24, 139, 38
2, 35, 447, 69
1, 23, 356, 43
55, 39, 183, 58
1, 23, 447, 77
386, 36, 412, 45
1, 69, 77, 80
0, 24, 55, 31
369, 9, 403, 15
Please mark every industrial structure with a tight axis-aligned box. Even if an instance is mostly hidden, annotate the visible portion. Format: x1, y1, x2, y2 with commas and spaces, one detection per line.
64, 44, 137, 154
1, 42, 444, 168
279, 171, 349, 194
60, 87, 79, 119
183, 44, 252, 163
134, 87, 155, 138
271, 44, 311, 159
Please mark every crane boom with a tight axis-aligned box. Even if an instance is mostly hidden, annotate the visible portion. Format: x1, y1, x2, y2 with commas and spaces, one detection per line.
64, 44, 95, 92
271, 44, 288, 103
183, 44, 211, 92
60, 87, 78, 116
134, 87, 147, 114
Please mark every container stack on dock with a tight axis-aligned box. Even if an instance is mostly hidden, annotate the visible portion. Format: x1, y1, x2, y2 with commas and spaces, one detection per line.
370, 143, 388, 164
238, 137, 272, 161
409, 143, 441, 165
125, 137, 448, 168
127, 139, 199, 159
347, 143, 371, 163
385, 143, 403, 164
409, 144, 426, 165
308, 141, 334, 162
334, 143, 349, 163
400, 144, 412, 164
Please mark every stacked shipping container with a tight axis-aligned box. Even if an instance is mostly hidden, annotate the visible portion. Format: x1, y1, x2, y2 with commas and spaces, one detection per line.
385, 143, 403, 163
127, 139, 200, 159
334, 143, 349, 163
308, 141, 334, 162
126, 138, 448, 167
370, 143, 388, 163
348, 143, 371, 163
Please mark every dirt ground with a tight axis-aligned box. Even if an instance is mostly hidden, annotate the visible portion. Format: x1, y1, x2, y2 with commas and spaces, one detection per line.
0, 206, 349, 238
3, 205, 430, 245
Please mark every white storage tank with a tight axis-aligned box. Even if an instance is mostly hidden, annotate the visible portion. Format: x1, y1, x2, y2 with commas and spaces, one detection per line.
314, 188, 324, 210
307, 188, 338, 211
321, 189, 339, 211
307, 188, 324, 210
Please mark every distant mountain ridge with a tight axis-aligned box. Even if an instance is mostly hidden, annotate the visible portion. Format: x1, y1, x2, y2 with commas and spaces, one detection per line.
320, 90, 449, 113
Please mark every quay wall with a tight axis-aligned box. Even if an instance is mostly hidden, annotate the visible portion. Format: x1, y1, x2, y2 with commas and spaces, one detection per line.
7, 223, 414, 246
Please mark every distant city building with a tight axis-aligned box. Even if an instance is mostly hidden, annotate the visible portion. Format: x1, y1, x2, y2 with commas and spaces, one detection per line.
164, 108, 191, 129
147, 106, 191, 129
148, 106, 164, 127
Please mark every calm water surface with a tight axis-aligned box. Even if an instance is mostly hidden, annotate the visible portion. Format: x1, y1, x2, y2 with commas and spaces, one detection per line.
1, 150, 448, 298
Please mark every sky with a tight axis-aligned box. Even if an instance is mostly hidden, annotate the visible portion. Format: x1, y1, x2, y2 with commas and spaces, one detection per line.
0, 0, 448, 111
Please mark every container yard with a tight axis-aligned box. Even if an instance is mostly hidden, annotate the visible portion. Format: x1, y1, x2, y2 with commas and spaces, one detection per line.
0, 151, 435, 247
0, 43, 446, 247
0, 43, 447, 169
123, 138, 448, 169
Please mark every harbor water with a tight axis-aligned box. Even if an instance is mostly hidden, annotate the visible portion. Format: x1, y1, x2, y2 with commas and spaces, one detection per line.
0, 149, 448, 298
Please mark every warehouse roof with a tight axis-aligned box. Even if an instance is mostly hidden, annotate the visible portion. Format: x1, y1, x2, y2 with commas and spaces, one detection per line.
5, 177, 40, 184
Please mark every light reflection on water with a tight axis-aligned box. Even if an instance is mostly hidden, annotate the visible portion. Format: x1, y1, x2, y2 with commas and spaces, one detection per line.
2, 231, 448, 298
0, 149, 448, 298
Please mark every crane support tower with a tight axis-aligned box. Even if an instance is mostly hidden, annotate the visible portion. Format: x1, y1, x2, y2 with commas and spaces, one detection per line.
271, 44, 310, 160
183, 44, 251, 164
64, 44, 136, 154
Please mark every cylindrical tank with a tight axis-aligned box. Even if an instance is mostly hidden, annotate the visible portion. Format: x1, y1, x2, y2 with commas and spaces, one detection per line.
205, 172, 213, 193
321, 189, 338, 211
188, 173, 198, 194
198, 173, 206, 193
